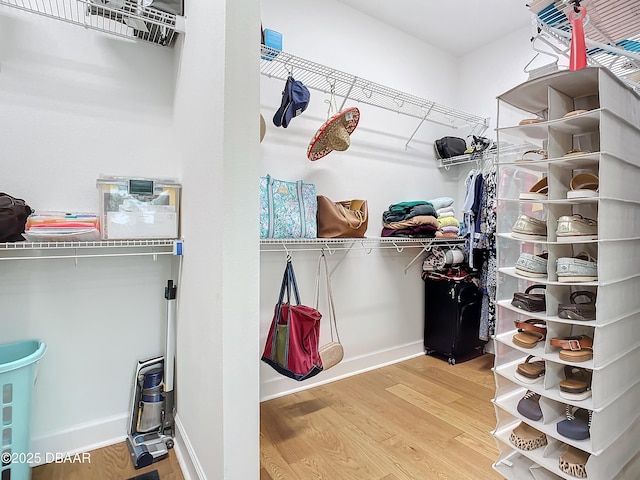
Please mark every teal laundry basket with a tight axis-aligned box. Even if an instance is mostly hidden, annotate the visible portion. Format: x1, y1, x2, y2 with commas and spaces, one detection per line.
0, 340, 46, 480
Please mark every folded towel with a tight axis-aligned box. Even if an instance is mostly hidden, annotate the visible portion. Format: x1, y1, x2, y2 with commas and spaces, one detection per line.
436, 206, 455, 216
441, 225, 459, 233
438, 212, 455, 219
438, 217, 460, 228
428, 197, 454, 210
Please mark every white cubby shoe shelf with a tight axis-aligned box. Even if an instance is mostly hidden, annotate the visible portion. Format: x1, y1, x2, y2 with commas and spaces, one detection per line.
492, 67, 640, 480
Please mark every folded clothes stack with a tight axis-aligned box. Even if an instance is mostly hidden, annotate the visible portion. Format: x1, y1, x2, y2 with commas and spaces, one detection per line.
24, 212, 101, 242
381, 200, 438, 237
434, 201, 460, 238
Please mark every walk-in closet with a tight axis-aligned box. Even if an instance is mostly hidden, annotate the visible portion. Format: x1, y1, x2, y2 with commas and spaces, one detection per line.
1, 0, 638, 479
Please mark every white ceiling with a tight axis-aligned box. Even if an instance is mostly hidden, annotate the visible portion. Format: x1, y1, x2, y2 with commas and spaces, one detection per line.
336, 0, 534, 56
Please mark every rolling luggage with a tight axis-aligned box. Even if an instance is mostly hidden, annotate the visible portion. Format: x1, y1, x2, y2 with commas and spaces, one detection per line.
423, 276, 485, 365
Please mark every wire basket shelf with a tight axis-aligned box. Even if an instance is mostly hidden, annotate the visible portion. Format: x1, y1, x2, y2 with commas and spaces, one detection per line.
0, 0, 184, 47
260, 45, 489, 135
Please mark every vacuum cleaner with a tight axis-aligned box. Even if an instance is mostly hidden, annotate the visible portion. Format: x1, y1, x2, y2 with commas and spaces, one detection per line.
126, 280, 177, 469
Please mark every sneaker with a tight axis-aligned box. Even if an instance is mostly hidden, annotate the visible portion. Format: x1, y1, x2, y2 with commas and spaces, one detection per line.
512, 214, 547, 240
515, 252, 548, 278
556, 214, 598, 242
556, 252, 598, 283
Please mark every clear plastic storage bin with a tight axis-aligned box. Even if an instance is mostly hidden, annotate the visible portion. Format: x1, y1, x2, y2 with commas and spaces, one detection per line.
1, 340, 46, 480
97, 176, 181, 240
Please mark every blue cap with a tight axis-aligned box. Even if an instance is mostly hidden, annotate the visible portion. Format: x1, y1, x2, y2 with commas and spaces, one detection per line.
273, 76, 310, 128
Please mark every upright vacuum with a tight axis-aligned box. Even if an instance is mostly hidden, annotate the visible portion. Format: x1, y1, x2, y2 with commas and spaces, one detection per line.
126, 280, 177, 469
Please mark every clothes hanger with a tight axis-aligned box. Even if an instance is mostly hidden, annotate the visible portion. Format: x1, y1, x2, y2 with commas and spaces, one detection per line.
524, 34, 560, 75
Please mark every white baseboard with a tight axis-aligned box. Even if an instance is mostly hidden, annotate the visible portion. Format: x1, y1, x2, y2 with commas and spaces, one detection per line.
260, 340, 424, 401
30, 414, 128, 466
173, 414, 205, 480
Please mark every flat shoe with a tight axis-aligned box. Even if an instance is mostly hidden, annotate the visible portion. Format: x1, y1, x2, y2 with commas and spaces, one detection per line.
563, 109, 589, 118
557, 406, 591, 440
509, 422, 548, 450
517, 391, 543, 421
559, 446, 590, 478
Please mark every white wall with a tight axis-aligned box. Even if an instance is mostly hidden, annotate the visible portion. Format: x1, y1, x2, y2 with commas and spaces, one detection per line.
0, 6, 181, 455
259, 0, 479, 400
172, 0, 260, 479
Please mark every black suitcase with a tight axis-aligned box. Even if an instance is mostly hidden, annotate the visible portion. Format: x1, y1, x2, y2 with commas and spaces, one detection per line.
423, 277, 486, 365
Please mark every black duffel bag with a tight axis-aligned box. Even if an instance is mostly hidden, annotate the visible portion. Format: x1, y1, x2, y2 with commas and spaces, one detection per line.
0, 193, 33, 242
435, 136, 467, 159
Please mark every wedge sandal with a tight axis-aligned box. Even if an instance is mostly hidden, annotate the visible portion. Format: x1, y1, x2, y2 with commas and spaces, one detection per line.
560, 366, 592, 401
515, 355, 545, 384
509, 422, 548, 450
513, 319, 547, 349
559, 446, 590, 478
550, 335, 593, 362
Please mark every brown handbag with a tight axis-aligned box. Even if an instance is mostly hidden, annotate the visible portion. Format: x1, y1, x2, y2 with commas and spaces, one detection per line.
316, 195, 368, 238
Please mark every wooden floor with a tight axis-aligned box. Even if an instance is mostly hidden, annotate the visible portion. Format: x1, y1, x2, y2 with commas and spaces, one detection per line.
32, 354, 500, 480
260, 353, 502, 480
32, 441, 184, 480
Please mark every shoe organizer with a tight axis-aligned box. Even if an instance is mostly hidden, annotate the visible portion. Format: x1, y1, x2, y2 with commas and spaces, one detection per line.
493, 68, 640, 480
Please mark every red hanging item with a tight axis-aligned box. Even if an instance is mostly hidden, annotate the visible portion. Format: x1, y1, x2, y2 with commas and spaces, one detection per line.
569, 6, 588, 71
261, 258, 323, 381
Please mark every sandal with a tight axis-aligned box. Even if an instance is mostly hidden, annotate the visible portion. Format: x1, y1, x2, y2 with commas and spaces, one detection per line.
564, 149, 591, 157
550, 335, 594, 362
509, 422, 548, 450
557, 405, 591, 440
558, 291, 596, 321
563, 109, 589, 118
560, 366, 593, 401
519, 118, 544, 125
517, 391, 543, 421
512, 319, 547, 349
515, 149, 548, 163
567, 172, 599, 199
515, 355, 546, 384
559, 446, 590, 478
519, 176, 548, 200
511, 284, 546, 312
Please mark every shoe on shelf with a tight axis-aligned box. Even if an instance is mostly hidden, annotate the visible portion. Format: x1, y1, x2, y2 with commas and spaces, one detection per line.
519, 176, 548, 200
567, 173, 599, 199
511, 284, 546, 312
558, 290, 596, 320
559, 365, 593, 401
515, 251, 548, 278
559, 446, 590, 478
517, 390, 543, 421
512, 214, 547, 240
564, 149, 591, 157
557, 405, 591, 440
509, 422, 548, 450
556, 252, 598, 282
512, 319, 547, 349
515, 149, 548, 163
515, 355, 546, 384
556, 214, 598, 242
550, 334, 594, 362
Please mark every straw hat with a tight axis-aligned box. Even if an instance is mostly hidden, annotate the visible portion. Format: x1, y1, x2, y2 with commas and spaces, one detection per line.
307, 107, 360, 161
